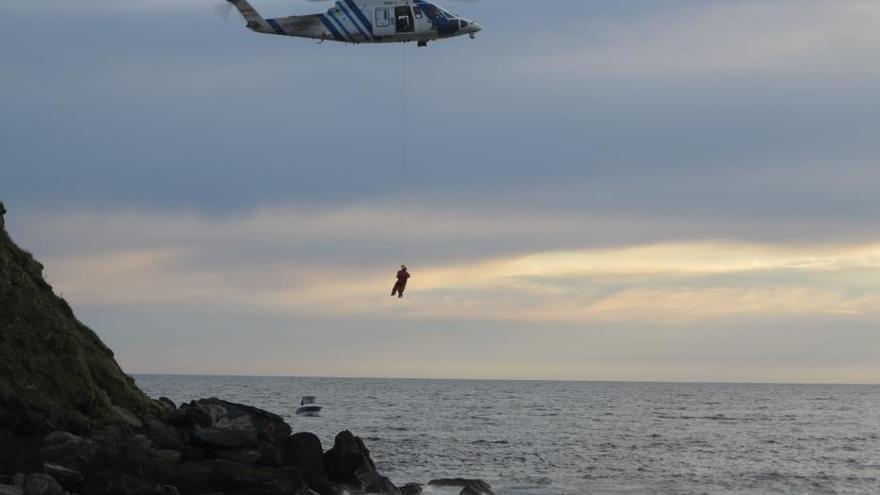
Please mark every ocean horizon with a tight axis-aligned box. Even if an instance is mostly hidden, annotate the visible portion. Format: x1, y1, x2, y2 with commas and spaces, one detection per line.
133, 373, 880, 387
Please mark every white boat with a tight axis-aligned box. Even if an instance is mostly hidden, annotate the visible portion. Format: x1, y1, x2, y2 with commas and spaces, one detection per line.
295, 396, 322, 417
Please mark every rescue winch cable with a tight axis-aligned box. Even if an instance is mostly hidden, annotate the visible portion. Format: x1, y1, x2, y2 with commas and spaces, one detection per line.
400, 42, 408, 266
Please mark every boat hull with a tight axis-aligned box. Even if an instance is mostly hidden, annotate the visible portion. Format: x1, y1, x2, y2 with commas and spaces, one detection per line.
296, 405, 322, 417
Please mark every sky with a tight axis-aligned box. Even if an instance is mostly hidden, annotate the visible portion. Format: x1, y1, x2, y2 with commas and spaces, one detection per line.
2, 0, 880, 383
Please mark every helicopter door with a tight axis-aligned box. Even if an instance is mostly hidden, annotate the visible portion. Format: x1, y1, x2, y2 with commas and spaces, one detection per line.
395, 6, 415, 33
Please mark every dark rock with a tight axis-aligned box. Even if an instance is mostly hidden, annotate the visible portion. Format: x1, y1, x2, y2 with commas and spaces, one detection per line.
84, 473, 151, 495
41, 464, 83, 486
255, 442, 283, 467
150, 449, 183, 464
182, 447, 209, 463
0, 486, 23, 495
113, 406, 144, 429
165, 405, 212, 430
284, 433, 324, 473
158, 398, 177, 411
399, 483, 422, 495
151, 485, 179, 495
14, 474, 26, 488
24, 474, 63, 495
459, 487, 481, 495
38, 433, 98, 473
284, 434, 334, 495
192, 429, 253, 450
323, 431, 398, 494
428, 479, 494, 495
145, 420, 185, 452
213, 450, 261, 465
360, 473, 400, 495
193, 400, 291, 448
173, 460, 297, 495
322, 431, 375, 485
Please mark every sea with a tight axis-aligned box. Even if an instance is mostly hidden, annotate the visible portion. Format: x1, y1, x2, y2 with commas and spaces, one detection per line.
134, 375, 880, 495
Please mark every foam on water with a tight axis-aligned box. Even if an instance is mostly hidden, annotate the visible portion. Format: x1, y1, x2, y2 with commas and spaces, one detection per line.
135, 376, 880, 494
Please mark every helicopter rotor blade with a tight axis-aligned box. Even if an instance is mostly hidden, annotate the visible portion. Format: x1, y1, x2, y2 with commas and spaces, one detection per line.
300, 0, 481, 3
216, 0, 480, 22
213, 1, 236, 21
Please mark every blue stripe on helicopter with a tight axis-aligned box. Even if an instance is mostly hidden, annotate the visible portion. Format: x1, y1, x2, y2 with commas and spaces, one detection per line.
336, 1, 371, 41
343, 0, 373, 35
327, 10, 353, 42
318, 14, 345, 41
266, 19, 286, 35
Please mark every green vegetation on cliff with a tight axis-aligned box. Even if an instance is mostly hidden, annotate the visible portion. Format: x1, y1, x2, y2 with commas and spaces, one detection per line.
0, 201, 159, 434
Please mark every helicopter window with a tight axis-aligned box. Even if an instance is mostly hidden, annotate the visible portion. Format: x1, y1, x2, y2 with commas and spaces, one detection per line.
413, 7, 423, 19
375, 7, 391, 27
460, 20, 468, 28
420, 4, 441, 19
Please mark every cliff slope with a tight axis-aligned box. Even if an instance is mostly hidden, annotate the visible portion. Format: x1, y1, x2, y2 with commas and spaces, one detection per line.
0, 202, 158, 434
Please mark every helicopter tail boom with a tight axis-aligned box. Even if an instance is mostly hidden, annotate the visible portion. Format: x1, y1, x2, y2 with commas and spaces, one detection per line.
227, 0, 269, 32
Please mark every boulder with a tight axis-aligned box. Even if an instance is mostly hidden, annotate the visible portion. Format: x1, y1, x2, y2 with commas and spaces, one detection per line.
83, 472, 151, 495
323, 431, 398, 494
151, 485, 180, 495
284, 434, 335, 495
158, 398, 177, 411
38, 433, 98, 473
150, 449, 183, 464
427, 479, 494, 495
192, 429, 253, 450
322, 431, 375, 485
146, 420, 186, 452
399, 483, 422, 495
256, 442, 284, 467
113, 406, 144, 429
23, 474, 63, 495
173, 460, 296, 495
165, 404, 212, 429
360, 473, 400, 495
214, 450, 261, 465
193, 400, 291, 448
182, 446, 209, 463
41, 463, 83, 486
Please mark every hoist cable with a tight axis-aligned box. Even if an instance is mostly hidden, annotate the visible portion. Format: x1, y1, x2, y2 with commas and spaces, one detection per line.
400, 42, 408, 266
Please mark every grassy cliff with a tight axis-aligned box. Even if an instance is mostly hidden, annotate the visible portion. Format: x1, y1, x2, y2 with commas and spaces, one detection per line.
0, 201, 159, 434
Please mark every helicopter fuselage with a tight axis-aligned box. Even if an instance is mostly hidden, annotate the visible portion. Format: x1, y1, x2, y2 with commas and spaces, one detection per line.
229, 0, 481, 46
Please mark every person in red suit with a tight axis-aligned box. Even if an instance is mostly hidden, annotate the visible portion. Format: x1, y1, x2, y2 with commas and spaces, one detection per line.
391, 265, 411, 299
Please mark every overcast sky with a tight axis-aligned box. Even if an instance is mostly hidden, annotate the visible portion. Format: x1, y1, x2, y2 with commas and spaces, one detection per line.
3, 0, 880, 383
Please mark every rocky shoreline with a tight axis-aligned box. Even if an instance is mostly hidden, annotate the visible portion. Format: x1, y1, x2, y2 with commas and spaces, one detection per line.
1, 396, 493, 495
0, 201, 493, 495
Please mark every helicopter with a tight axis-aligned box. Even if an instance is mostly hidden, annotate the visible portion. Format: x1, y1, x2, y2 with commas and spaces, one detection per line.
225, 0, 482, 47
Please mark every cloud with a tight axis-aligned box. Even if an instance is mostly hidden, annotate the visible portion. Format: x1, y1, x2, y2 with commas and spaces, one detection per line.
520, 1, 880, 79
20, 207, 880, 325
